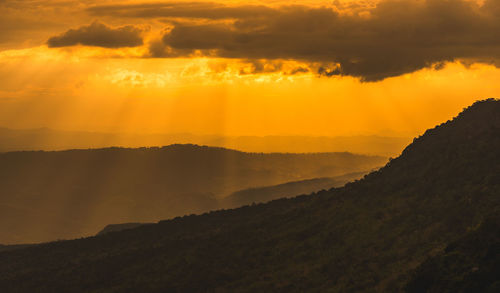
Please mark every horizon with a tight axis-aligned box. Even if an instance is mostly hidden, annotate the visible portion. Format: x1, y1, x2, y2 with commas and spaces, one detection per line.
2, 0, 500, 142
0, 1, 499, 291
0, 125, 413, 155
0, 99, 498, 292
0, 125, 415, 138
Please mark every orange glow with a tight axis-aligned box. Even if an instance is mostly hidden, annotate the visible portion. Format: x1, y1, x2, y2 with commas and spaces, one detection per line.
0, 0, 499, 146
0, 46, 498, 138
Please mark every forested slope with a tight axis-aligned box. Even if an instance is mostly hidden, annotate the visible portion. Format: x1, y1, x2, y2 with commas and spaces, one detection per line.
0, 99, 498, 292
0, 145, 383, 244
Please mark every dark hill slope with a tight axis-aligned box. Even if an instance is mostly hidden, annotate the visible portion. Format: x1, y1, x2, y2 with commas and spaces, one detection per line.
0, 99, 498, 292
96, 173, 366, 236
96, 223, 154, 236
221, 171, 367, 208
405, 214, 500, 293
0, 145, 384, 244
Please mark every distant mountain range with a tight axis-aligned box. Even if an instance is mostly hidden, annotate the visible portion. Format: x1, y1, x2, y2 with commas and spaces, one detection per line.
0, 145, 385, 244
221, 171, 368, 208
0, 127, 411, 156
96, 172, 369, 236
0, 99, 497, 292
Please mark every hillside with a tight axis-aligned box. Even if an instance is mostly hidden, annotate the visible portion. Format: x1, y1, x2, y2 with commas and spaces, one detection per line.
97, 223, 154, 236
96, 172, 367, 235
0, 99, 498, 292
0, 244, 31, 252
0, 145, 384, 244
221, 171, 367, 208
96, 172, 366, 236
406, 214, 500, 293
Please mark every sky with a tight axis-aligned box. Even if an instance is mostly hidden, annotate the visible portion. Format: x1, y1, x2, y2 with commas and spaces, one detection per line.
1, 0, 499, 137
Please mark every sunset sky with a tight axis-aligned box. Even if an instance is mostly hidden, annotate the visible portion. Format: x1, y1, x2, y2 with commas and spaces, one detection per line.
1, 0, 499, 137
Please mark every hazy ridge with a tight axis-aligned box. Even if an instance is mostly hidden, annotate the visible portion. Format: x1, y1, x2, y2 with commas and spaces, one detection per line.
0, 144, 385, 244
96, 172, 368, 236
0, 99, 497, 292
221, 171, 368, 208
0, 127, 410, 156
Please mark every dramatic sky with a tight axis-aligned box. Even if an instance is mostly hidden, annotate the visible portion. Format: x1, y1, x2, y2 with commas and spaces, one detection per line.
1, 0, 499, 137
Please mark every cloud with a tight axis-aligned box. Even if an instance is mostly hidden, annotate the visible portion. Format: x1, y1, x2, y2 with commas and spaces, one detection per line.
0, 0, 82, 49
89, 0, 500, 81
87, 2, 277, 20
47, 22, 143, 48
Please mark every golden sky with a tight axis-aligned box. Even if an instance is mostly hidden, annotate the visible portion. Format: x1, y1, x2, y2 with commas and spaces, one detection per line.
0, 0, 499, 137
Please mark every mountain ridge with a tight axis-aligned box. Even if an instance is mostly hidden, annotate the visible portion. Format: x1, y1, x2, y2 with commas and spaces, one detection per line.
95, 172, 369, 236
221, 171, 368, 208
0, 127, 411, 156
0, 144, 385, 244
0, 99, 498, 292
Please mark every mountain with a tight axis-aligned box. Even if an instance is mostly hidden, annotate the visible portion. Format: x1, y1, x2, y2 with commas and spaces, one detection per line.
0, 99, 498, 292
405, 214, 500, 293
97, 223, 153, 236
0, 127, 410, 156
95, 172, 367, 236
221, 171, 368, 208
0, 145, 385, 244
0, 244, 31, 252
96, 172, 367, 236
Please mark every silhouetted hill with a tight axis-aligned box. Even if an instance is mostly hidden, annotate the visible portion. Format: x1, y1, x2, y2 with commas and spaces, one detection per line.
0, 144, 384, 244
97, 223, 153, 236
97, 172, 367, 236
221, 171, 368, 208
405, 214, 500, 293
0, 127, 410, 156
0, 99, 498, 292
0, 244, 32, 252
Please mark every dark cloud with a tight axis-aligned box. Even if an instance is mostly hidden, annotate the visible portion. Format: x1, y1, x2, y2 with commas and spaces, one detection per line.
288, 67, 310, 75
86, 0, 500, 81
146, 39, 196, 58
47, 22, 143, 48
238, 60, 283, 75
239, 60, 310, 76
87, 2, 277, 20
0, 0, 84, 49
